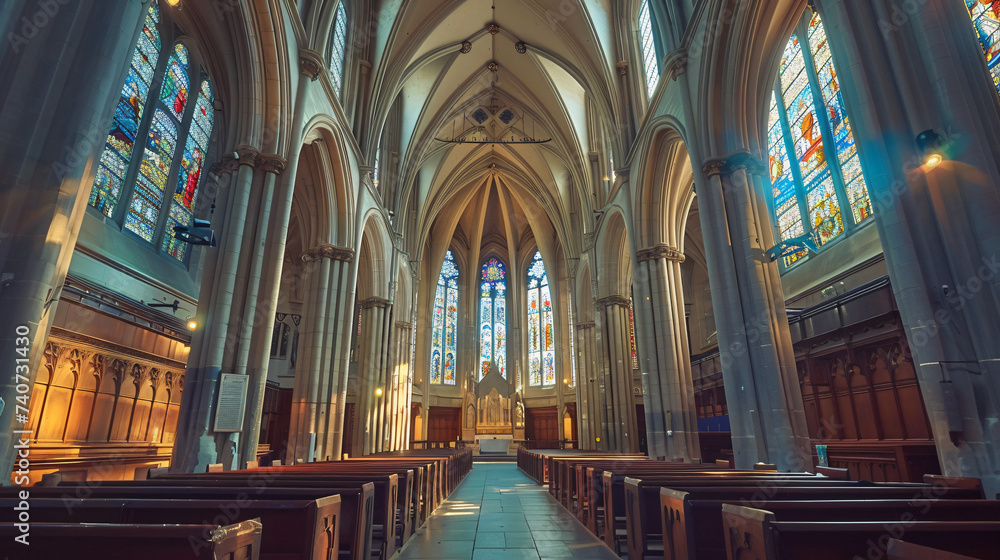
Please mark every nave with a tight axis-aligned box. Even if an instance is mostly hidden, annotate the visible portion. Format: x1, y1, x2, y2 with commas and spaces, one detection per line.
396, 462, 617, 560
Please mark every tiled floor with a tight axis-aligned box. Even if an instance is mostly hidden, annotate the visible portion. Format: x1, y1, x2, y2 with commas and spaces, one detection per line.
396, 462, 619, 560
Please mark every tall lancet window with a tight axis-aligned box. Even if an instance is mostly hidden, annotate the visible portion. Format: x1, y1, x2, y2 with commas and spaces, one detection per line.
527, 251, 554, 387
638, 0, 660, 96
328, 1, 348, 96
87, 4, 217, 263
766, 10, 872, 268
89, 4, 160, 217
430, 250, 459, 385
966, 1, 1000, 93
479, 258, 507, 380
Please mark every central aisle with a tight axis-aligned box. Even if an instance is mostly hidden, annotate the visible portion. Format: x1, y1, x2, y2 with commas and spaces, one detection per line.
395, 462, 620, 559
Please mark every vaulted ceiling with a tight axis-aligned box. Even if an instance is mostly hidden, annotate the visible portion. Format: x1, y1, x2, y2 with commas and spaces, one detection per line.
367, 0, 625, 258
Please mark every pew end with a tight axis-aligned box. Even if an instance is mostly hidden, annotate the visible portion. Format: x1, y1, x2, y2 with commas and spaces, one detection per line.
753, 463, 777, 471
721, 503, 775, 560
887, 539, 980, 560
815, 465, 849, 480
922, 475, 985, 498
715, 459, 733, 469
39, 470, 88, 486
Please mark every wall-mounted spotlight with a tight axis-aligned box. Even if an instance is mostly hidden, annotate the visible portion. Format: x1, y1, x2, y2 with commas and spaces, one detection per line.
173, 218, 217, 247
916, 129, 945, 170
146, 299, 180, 312
185, 316, 198, 330
375, 387, 384, 397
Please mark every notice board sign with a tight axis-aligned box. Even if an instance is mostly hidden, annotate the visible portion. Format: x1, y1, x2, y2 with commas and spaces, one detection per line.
213, 373, 248, 432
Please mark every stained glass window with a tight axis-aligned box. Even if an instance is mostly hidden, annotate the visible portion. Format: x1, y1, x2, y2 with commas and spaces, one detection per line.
638, 0, 659, 96
527, 251, 555, 386
629, 295, 638, 370
479, 258, 507, 380
162, 78, 214, 260
329, 1, 348, 95
88, 4, 161, 216
966, 1, 1000, 94
766, 10, 873, 268
431, 251, 459, 385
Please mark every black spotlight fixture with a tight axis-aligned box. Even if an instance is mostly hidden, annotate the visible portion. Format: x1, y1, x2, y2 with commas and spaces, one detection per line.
173, 218, 217, 247
916, 129, 945, 169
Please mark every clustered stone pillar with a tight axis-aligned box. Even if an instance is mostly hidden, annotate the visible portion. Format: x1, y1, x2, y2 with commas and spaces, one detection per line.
285, 244, 356, 463
694, 153, 811, 470
597, 296, 639, 452
0, 0, 146, 484
172, 146, 289, 472
376, 320, 413, 452
574, 322, 599, 450
357, 296, 391, 456
634, 244, 700, 462
816, 0, 1000, 495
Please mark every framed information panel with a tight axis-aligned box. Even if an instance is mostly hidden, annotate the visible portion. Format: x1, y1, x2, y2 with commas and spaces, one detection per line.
213, 373, 248, 432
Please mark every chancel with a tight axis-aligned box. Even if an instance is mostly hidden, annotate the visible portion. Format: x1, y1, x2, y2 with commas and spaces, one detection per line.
2, 0, 1000, 558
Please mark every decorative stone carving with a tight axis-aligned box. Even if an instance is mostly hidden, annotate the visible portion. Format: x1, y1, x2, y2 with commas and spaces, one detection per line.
257, 154, 288, 175
235, 146, 262, 168
300, 245, 355, 263
616, 61, 628, 76
299, 49, 325, 80
210, 155, 240, 176
637, 244, 685, 263
460, 41, 472, 54
361, 297, 391, 309
596, 295, 631, 308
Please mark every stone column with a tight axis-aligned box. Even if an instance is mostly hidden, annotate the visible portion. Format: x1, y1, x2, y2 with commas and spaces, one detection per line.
286, 245, 355, 463
816, 0, 1000, 494
634, 245, 700, 462
597, 296, 639, 452
0, 0, 146, 483
575, 322, 598, 449
385, 321, 413, 451
240, 49, 324, 467
357, 296, 390, 456
171, 147, 288, 472
694, 153, 811, 470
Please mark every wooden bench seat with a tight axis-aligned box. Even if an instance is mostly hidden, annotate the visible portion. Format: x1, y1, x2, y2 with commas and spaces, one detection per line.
660, 481, 988, 559
31, 483, 375, 560
722, 504, 1000, 560
0, 518, 262, 560
0, 496, 339, 560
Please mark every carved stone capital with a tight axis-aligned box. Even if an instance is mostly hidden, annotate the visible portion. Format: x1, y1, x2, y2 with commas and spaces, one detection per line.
210, 155, 240, 176
395, 321, 413, 330
664, 49, 687, 81
703, 151, 766, 178
725, 152, 766, 176
358, 59, 372, 75
596, 295, 631, 308
575, 322, 596, 330
361, 297, 391, 309
235, 145, 262, 167
257, 154, 288, 175
616, 60, 628, 76
637, 244, 685, 263
701, 159, 726, 178
300, 244, 355, 263
299, 49, 325, 80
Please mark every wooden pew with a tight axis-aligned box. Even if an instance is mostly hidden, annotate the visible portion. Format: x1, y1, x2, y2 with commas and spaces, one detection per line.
548, 455, 651, 510
0, 518, 262, 560
722, 503, 1000, 560
595, 469, 822, 546
887, 539, 981, 560
0, 496, 340, 560
660, 484, 989, 560
35, 483, 375, 560
141, 472, 398, 559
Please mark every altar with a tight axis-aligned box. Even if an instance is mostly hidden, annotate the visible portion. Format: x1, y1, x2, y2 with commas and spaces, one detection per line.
476, 435, 512, 454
